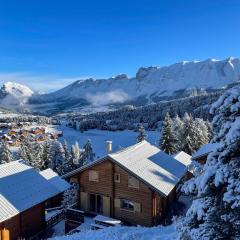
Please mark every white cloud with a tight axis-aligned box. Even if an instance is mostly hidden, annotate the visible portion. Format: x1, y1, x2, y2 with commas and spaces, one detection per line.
86, 90, 129, 106
0, 72, 90, 93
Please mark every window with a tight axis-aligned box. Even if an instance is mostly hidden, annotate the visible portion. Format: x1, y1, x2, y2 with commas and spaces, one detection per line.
89, 170, 99, 182
120, 199, 134, 211
114, 173, 120, 183
128, 176, 139, 189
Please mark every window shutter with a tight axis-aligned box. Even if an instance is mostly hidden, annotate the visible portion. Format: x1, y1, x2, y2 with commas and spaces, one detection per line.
103, 196, 111, 216
114, 198, 121, 208
128, 176, 139, 189
89, 170, 99, 182
134, 202, 141, 212
80, 192, 88, 211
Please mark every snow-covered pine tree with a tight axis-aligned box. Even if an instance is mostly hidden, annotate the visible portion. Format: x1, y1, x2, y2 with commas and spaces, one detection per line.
173, 114, 184, 151
49, 140, 66, 175
82, 139, 95, 164
159, 113, 178, 154
136, 123, 147, 143
181, 113, 196, 155
42, 140, 51, 169
62, 183, 78, 209
0, 141, 13, 164
62, 139, 73, 174
18, 137, 34, 165
192, 118, 210, 150
179, 87, 240, 240
31, 142, 44, 170
71, 141, 81, 166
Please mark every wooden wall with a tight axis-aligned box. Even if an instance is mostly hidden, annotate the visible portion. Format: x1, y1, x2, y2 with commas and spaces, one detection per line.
70, 158, 185, 227
0, 215, 21, 240
72, 159, 159, 226
113, 164, 153, 226
0, 202, 46, 240
78, 160, 114, 198
21, 202, 45, 238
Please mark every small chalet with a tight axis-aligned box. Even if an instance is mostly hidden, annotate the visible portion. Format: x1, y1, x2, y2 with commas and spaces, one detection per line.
0, 160, 70, 240
192, 142, 221, 164
64, 141, 192, 227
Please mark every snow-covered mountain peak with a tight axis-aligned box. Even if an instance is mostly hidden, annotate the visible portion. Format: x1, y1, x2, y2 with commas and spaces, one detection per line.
0, 82, 34, 111
136, 66, 159, 80
1, 57, 240, 114
2, 82, 34, 97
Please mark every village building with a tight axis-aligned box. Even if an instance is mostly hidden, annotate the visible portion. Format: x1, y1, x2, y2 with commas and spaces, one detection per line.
64, 140, 192, 227
0, 160, 70, 240
192, 142, 221, 164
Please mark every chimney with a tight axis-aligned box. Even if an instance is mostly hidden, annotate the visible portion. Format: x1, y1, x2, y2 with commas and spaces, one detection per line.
106, 141, 112, 153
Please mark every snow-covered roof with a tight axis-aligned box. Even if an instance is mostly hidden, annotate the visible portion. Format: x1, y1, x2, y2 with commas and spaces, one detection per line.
40, 168, 70, 192
109, 141, 190, 196
192, 143, 221, 159
0, 160, 69, 222
173, 151, 192, 166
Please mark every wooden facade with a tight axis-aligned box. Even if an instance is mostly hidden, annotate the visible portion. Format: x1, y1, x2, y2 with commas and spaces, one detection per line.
69, 158, 178, 227
0, 202, 45, 240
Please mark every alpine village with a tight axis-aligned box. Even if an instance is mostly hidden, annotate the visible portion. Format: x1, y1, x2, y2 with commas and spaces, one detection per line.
0, 1, 240, 240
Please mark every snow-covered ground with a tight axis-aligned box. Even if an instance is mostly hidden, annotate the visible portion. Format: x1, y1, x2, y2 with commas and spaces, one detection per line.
57, 124, 160, 158
52, 224, 178, 240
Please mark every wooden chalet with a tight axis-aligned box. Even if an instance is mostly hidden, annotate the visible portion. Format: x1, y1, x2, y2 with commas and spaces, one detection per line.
192, 142, 221, 164
0, 160, 70, 240
64, 141, 192, 227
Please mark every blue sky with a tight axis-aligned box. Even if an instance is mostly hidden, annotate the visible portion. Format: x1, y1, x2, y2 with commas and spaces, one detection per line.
0, 0, 240, 92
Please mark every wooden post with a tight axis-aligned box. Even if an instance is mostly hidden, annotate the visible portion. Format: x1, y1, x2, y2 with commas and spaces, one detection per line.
1, 228, 10, 240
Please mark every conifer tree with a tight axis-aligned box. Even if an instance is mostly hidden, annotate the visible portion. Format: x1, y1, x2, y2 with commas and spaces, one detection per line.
181, 113, 196, 154
71, 141, 81, 166
0, 141, 13, 164
173, 114, 184, 151
42, 140, 51, 169
179, 87, 240, 239
82, 139, 95, 164
31, 142, 44, 170
159, 113, 178, 154
136, 123, 147, 143
19, 137, 33, 165
62, 183, 78, 209
49, 140, 66, 175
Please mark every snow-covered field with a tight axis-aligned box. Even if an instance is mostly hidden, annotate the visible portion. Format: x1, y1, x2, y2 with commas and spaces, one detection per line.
57, 124, 160, 158
53, 224, 178, 240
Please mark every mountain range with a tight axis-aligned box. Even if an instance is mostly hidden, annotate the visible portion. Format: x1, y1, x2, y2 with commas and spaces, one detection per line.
1, 57, 240, 114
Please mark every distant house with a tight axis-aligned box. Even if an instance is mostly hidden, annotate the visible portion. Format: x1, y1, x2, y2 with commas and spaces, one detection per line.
64, 141, 191, 227
0, 160, 70, 240
192, 142, 221, 164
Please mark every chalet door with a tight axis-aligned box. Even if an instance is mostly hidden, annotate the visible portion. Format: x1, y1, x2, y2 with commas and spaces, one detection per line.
89, 194, 103, 214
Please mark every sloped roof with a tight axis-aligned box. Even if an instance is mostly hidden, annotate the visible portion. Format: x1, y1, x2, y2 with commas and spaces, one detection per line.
173, 151, 192, 166
108, 141, 190, 196
0, 160, 69, 222
40, 168, 70, 192
192, 142, 221, 159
